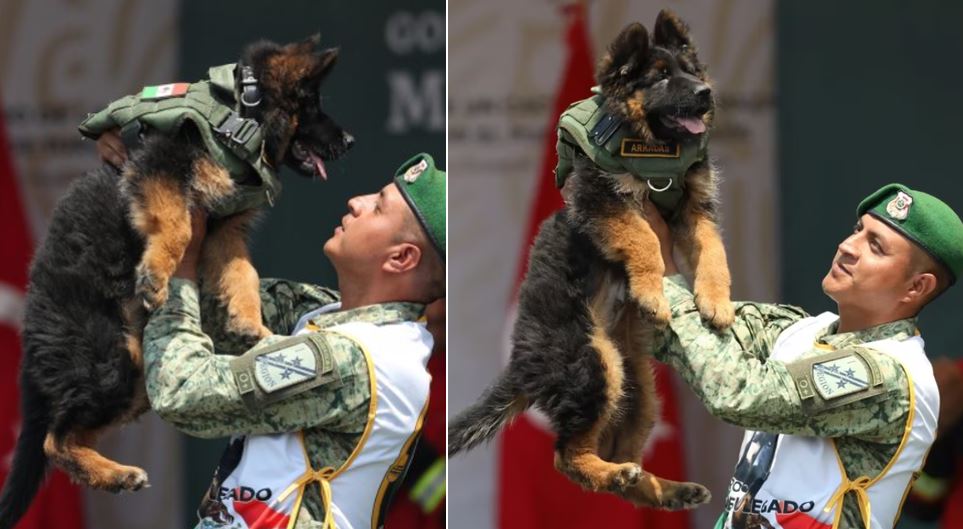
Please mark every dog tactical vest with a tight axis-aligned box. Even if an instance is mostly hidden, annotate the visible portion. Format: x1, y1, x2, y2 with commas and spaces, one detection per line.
555, 88, 708, 212
78, 63, 279, 218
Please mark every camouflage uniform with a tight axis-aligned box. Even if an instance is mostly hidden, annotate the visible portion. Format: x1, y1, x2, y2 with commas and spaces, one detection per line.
656, 275, 914, 529
143, 277, 425, 528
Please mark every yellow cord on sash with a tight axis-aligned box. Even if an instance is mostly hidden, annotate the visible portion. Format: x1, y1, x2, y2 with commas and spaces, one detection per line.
277, 466, 338, 529
818, 329, 921, 529
824, 475, 872, 528
275, 329, 380, 529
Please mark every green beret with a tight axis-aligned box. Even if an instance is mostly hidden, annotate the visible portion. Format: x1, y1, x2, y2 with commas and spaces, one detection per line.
857, 183, 963, 283
394, 153, 446, 261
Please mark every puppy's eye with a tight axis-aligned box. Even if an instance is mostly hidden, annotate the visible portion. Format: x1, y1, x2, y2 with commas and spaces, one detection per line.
660, 68, 670, 78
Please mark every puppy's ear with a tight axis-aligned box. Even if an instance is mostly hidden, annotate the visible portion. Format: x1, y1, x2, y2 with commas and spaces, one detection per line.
307, 47, 339, 83
597, 22, 649, 82
653, 9, 692, 49
291, 33, 322, 54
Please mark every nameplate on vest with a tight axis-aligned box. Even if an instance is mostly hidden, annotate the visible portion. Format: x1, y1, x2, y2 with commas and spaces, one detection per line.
620, 139, 680, 158
811, 355, 870, 400
141, 83, 190, 101
255, 343, 319, 393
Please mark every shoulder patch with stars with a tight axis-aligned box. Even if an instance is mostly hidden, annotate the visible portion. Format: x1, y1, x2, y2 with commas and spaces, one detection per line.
230, 333, 342, 407
786, 347, 886, 412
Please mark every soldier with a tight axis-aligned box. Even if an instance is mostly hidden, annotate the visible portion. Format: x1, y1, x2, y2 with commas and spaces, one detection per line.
100, 131, 446, 529
645, 184, 963, 529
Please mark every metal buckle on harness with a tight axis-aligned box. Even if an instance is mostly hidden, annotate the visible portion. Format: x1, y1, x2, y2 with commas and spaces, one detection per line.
215, 111, 260, 145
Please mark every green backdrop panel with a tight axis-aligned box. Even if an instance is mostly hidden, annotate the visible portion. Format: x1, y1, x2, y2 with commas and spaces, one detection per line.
778, 0, 963, 360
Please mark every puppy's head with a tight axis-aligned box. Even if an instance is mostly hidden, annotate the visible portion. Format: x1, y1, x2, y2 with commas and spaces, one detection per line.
241, 35, 353, 181
596, 10, 714, 142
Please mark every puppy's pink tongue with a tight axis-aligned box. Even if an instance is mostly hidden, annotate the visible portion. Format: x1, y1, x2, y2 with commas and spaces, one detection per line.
676, 116, 706, 134
309, 152, 328, 181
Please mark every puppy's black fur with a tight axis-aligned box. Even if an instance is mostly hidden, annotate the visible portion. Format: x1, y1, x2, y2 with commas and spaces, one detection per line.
449, 11, 733, 510
0, 36, 352, 529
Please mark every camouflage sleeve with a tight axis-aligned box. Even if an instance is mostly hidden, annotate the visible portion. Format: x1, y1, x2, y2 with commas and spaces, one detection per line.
656, 275, 909, 440
656, 275, 809, 362
199, 278, 340, 356
144, 278, 369, 439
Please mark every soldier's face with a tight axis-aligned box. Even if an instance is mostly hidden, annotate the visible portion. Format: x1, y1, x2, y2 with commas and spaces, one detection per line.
324, 182, 418, 274
822, 214, 917, 309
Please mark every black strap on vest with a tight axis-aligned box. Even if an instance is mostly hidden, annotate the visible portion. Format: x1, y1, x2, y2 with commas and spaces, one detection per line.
215, 63, 263, 160
239, 64, 262, 108
591, 111, 622, 146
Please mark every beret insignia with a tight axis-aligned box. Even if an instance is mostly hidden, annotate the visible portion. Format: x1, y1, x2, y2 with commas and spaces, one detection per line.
403, 159, 429, 183
885, 191, 913, 220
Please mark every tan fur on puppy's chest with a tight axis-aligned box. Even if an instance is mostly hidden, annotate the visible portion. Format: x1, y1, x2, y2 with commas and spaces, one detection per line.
191, 157, 237, 210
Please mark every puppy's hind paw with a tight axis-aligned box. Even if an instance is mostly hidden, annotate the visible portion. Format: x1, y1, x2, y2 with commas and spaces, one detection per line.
661, 482, 711, 510
609, 463, 643, 492
102, 466, 150, 494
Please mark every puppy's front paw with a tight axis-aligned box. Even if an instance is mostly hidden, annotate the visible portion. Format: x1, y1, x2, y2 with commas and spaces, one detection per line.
694, 280, 733, 329
695, 296, 734, 329
228, 319, 272, 345
635, 291, 671, 328
135, 263, 168, 311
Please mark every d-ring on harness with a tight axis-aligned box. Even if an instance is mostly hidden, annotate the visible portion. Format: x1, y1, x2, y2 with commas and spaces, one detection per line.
647, 178, 673, 193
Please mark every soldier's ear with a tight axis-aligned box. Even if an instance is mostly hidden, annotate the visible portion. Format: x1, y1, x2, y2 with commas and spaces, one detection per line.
597, 23, 649, 84
383, 242, 421, 275
905, 271, 938, 305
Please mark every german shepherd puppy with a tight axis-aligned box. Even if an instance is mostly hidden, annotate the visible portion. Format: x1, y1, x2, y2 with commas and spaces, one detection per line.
449, 11, 732, 509
0, 36, 352, 528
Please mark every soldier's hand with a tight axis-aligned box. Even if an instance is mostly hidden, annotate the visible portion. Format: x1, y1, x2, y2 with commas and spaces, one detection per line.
644, 198, 678, 275
96, 128, 127, 169
173, 209, 208, 282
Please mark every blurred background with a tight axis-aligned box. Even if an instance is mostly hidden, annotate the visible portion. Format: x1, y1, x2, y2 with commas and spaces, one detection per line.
0, 0, 444, 527
448, 1, 963, 528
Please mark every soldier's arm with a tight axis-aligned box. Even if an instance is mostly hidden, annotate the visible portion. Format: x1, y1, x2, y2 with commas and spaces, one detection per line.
144, 278, 370, 439
657, 274, 808, 361
656, 276, 909, 440
255, 278, 340, 333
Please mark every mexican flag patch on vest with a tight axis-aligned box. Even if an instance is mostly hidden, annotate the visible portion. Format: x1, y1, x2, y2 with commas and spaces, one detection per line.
140, 83, 190, 100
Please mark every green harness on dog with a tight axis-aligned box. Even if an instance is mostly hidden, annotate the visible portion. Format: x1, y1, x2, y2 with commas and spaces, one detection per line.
79, 63, 279, 218
555, 87, 708, 212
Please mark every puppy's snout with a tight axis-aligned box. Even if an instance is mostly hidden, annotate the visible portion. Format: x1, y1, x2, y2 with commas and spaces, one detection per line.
694, 85, 712, 103
342, 132, 355, 150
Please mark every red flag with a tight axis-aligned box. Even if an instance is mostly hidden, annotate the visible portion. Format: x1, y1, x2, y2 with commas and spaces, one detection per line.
0, 101, 85, 528
497, 5, 693, 528
940, 359, 963, 529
